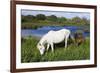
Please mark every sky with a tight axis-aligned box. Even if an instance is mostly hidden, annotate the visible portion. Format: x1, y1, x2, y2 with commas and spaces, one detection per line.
21, 9, 90, 20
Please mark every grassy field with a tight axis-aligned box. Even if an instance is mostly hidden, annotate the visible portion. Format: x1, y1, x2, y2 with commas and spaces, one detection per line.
21, 36, 90, 63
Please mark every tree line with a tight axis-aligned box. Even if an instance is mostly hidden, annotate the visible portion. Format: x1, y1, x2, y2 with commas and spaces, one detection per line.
21, 14, 90, 25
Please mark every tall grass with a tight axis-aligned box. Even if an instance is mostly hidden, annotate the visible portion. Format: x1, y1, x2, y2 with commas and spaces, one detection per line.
21, 37, 90, 63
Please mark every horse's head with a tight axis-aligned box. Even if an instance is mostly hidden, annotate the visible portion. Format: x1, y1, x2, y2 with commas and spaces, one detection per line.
37, 43, 45, 55
74, 32, 85, 46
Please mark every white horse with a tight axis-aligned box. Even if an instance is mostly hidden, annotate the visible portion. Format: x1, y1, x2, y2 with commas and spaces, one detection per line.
37, 29, 71, 55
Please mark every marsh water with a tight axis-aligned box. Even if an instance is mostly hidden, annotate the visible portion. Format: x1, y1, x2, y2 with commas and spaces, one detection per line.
21, 26, 90, 38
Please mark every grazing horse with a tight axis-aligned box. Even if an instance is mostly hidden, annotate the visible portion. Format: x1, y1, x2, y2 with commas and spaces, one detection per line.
37, 29, 71, 55
74, 32, 85, 46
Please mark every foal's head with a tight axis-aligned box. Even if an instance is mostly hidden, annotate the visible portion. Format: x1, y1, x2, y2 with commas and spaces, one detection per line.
74, 32, 85, 46
37, 43, 45, 55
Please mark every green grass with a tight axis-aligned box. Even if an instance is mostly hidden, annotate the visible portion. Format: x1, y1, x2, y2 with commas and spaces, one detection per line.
21, 37, 90, 63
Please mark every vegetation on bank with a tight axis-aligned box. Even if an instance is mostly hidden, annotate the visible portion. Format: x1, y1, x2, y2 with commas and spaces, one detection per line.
21, 14, 90, 29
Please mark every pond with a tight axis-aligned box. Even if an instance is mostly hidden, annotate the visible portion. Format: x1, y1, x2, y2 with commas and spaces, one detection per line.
21, 26, 90, 38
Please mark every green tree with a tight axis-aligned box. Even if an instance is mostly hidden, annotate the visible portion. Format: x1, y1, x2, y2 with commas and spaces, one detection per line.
57, 17, 67, 23
71, 17, 82, 25
36, 14, 46, 20
81, 17, 90, 25
21, 15, 36, 22
72, 17, 81, 23
47, 15, 57, 21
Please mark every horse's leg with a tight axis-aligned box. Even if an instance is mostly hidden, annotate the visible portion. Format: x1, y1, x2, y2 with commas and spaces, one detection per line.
51, 43, 54, 52
65, 35, 68, 48
65, 39, 67, 48
46, 44, 50, 51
